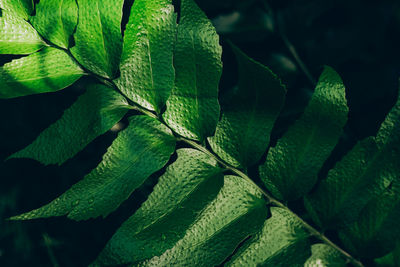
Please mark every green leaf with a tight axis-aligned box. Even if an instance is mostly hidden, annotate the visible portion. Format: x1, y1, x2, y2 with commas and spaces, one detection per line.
9, 83, 130, 165
93, 148, 224, 266
0, 10, 45, 54
0, 47, 84, 99
162, 0, 222, 140
226, 207, 310, 267
0, 0, 33, 20
70, 0, 124, 78
338, 176, 400, 258
139, 175, 268, 266
374, 242, 400, 267
208, 44, 286, 168
11, 116, 176, 221
305, 89, 400, 229
30, 0, 78, 49
115, 0, 176, 113
304, 244, 346, 267
259, 66, 348, 201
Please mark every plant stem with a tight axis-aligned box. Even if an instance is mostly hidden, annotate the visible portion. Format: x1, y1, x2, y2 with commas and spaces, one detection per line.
44, 29, 363, 267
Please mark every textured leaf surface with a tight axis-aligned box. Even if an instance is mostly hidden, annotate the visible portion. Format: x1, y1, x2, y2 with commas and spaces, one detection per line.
30, 0, 78, 49
0, 0, 33, 20
226, 207, 310, 267
9, 83, 130, 165
70, 0, 123, 78
338, 173, 400, 259
0, 10, 45, 54
162, 0, 222, 140
259, 66, 348, 201
0, 47, 84, 99
11, 116, 176, 221
208, 44, 286, 168
304, 244, 346, 267
93, 148, 224, 266
305, 89, 400, 229
139, 175, 268, 267
115, 0, 176, 112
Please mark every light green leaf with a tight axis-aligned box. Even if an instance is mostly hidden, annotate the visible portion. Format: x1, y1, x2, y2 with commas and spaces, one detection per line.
70, 0, 124, 78
9, 83, 130, 165
226, 207, 310, 267
139, 175, 268, 267
208, 43, 286, 168
0, 10, 45, 55
0, 0, 33, 20
304, 244, 346, 267
11, 116, 176, 221
93, 148, 224, 266
305, 89, 400, 229
30, 0, 78, 49
115, 0, 176, 113
0, 47, 84, 99
259, 66, 348, 201
162, 0, 222, 140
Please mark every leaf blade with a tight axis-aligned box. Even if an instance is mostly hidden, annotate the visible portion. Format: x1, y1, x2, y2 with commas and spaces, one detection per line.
9, 83, 130, 165
30, 0, 78, 49
208, 44, 286, 168
115, 0, 177, 112
226, 207, 311, 267
0, 10, 45, 55
304, 244, 346, 267
162, 0, 222, 140
70, 0, 124, 78
0, 0, 33, 20
139, 175, 268, 267
93, 148, 224, 266
0, 47, 84, 99
11, 116, 176, 221
259, 66, 348, 201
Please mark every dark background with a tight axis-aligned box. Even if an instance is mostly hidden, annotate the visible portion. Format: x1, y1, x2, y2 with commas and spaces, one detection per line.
1, 0, 400, 266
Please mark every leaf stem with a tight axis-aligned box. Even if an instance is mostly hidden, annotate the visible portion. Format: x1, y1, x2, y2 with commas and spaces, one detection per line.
41, 26, 363, 267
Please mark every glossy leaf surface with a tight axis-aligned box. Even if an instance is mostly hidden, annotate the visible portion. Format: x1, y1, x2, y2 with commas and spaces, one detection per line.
260, 66, 348, 201
163, 0, 222, 140
11, 116, 176, 221
0, 47, 84, 99
115, 0, 176, 112
9, 83, 130, 165
208, 44, 286, 168
93, 148, 224, 266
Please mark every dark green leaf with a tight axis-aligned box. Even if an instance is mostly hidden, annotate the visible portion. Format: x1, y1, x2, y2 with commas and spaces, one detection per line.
70, 0, 124, 78
304, 244, 346, 267
208, 43, 286, 168
115, 0, 176, 113
11, 116, 176, 221
259, 66, 348, 201
162, 0, 222, 140
0, 0, 33, 20
93, 148, 224, 266
0, 10, 45, 54
139, 175, 268, 266
31, 0, 78, 49
226, 207, 310, 266
0, 47, 84, 99
305, 89, 400, 229
374, 242, 400, 267
9, 83, 130, 165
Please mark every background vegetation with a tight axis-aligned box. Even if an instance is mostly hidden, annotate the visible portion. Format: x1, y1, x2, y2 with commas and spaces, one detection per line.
1, 0, 400, 266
